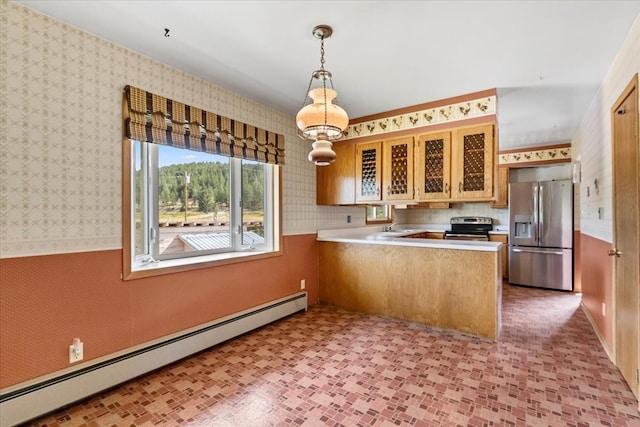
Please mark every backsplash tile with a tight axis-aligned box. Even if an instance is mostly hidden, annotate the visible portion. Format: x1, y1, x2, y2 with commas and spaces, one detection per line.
394, 203, 508, 226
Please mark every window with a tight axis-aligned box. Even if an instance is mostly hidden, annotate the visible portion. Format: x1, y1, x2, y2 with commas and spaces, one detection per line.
366, 205, 393, 224
126, 140, 280, 278
122, 85, 284, 279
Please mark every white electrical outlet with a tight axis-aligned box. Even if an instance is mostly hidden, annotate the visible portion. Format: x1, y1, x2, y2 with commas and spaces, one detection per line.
300, 279, 306, 290
69, 338, 84, 363
602, 302, 606, 317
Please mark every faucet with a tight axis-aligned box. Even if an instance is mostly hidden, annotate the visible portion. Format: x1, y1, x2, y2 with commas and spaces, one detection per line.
383, 223, 396, 232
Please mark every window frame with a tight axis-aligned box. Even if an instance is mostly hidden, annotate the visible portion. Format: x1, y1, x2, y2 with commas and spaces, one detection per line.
365, 205, 393, 224
122, 138, 282, 280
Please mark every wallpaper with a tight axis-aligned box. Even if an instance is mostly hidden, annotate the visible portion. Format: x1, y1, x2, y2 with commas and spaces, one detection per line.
572, 15, 639, 242
343, 95, 496, 140
0, 0, 364, 258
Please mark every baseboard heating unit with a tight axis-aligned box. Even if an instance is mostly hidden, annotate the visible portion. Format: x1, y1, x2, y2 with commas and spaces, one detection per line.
0, 292, 307, 426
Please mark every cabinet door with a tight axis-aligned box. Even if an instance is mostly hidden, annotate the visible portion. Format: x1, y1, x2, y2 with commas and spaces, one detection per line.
316, 141, 355, 205
355, 141, 382, 203
425, 232, 445, 239
490, 166, 509, 208
452, 124, 495, 200
382, 136, 414, 201
415, 131, 451, 201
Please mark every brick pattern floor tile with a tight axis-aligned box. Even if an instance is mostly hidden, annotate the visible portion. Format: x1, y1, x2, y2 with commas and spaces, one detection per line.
23, 285, 640, 426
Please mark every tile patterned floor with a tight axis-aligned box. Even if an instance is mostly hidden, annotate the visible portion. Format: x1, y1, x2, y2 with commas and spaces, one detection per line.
24, 285, 640, 426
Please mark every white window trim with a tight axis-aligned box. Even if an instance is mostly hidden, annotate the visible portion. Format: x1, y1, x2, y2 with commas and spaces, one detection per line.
123, 140, 281, 280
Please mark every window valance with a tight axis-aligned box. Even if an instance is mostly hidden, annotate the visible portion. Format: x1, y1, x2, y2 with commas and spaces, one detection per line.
123, 85, 285, 165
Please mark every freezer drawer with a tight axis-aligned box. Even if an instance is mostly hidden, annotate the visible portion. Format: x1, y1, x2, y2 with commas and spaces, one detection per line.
508, 246, 573, 291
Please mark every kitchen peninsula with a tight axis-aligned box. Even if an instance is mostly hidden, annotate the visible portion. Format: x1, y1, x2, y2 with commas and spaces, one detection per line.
317, 227, 503, 340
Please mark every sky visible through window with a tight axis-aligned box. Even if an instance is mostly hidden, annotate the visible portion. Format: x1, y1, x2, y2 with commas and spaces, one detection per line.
159, 146, 229, 167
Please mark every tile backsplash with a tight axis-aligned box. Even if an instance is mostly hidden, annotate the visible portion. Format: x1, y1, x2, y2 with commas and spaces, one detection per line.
394, 203, 508, 226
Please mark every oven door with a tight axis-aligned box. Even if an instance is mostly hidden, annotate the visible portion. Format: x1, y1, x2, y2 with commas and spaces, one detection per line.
443, 233, 489, 241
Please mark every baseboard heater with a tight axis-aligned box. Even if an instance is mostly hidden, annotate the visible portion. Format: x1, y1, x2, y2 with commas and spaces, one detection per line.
0, 292, 307, 426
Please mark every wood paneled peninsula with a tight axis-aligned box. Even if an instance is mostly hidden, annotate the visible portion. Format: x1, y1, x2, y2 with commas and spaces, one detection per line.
317, 227, 503, 341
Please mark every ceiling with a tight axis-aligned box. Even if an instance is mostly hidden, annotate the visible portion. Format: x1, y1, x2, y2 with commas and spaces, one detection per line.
16, 1, 640, 149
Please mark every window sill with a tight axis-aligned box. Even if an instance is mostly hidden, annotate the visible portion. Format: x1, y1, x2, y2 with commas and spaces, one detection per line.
123, 249, 282, 280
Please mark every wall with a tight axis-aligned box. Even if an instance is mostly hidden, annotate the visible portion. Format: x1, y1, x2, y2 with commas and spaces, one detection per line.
394, 203, 509, 227
509, 164, 571, 183
0, 0, 357, 389
572, 15, 639, 349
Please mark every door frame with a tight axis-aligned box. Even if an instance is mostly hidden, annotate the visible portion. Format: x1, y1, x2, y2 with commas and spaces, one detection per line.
611, 73, 639, 401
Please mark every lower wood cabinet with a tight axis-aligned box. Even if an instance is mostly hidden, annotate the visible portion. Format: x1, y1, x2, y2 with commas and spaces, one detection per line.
425, 232, 445, 239
398, 231, 445, 239
489, 234, 508, 279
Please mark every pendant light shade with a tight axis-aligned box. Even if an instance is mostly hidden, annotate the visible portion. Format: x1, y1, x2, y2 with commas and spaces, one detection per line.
296, 25, 348, 166
307, 134, 337, 166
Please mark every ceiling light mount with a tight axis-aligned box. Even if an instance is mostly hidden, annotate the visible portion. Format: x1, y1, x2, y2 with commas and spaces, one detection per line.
312, 24, 333, 40
296, 24, 348, 166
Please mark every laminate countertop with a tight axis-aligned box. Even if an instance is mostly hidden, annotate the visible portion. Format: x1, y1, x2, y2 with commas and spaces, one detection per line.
317, 226, 503, 252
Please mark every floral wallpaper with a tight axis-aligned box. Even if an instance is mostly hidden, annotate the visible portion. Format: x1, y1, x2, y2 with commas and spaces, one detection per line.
344, 96, 496, 139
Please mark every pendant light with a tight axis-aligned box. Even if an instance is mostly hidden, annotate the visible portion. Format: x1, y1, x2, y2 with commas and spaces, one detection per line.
296, 25, 349, 166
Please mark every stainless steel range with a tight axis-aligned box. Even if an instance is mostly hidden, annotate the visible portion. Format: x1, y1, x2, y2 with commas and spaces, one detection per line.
444, 216, 493, 241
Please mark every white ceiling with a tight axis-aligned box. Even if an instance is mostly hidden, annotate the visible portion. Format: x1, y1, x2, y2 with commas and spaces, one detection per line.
16, 1, 640, 149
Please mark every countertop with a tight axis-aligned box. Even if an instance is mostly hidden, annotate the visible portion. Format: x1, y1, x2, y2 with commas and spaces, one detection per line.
317, 225, 505, 252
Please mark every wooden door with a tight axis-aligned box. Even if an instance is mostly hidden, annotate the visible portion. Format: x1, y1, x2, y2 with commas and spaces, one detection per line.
382, 136, 414, 201
415, 131, 451, 201
355, 141, 382, 203
452, 124, 495, 200
612, 74, 639, 400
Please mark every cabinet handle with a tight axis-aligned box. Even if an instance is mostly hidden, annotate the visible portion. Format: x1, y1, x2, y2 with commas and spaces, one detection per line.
459, 182, 462, 193
444, 182, 449, 193
387, 186, 390, 196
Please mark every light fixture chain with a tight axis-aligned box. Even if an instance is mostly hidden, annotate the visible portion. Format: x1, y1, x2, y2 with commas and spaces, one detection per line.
300, 75, 314, 110
320, 36, 329, 126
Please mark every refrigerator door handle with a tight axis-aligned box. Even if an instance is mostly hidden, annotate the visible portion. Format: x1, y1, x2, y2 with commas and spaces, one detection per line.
538, 184, 543, 243
511, 247, 565, 255
532, 184, 540, 245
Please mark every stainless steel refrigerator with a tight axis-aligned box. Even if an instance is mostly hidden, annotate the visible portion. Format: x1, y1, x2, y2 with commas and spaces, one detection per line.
509, 180, 573, 291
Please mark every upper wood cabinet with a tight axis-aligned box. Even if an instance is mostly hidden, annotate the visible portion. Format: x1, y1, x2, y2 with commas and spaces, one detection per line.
490, 166, 509, 208
316, 141, 356, 205
415, 123, 495, 202
317, 122, 496, 206
355, 141, 383, 203
382, 136, 414, 202
451, 124, 495, 201
415, 131, 452, 201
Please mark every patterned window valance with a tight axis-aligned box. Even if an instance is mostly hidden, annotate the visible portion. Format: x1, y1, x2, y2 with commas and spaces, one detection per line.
123, 85, 285, 165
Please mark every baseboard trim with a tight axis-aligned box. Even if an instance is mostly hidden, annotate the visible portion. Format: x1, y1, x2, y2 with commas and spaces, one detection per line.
0, 292, 307, 426
580, 301, 614, 362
